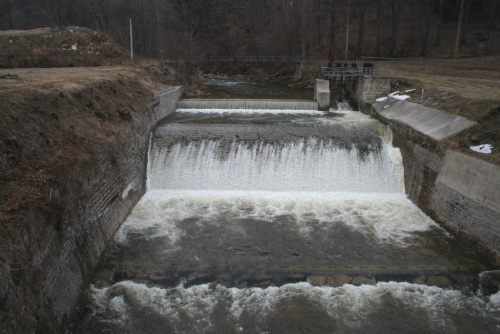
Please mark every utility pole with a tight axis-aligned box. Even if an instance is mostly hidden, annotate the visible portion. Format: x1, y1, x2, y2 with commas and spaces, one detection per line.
345, 0, 350, 62
130, 18, 134, 61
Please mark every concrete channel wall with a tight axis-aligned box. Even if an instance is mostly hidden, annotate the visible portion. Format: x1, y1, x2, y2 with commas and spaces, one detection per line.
359, 93, 500, 265
45, 87, 183, 329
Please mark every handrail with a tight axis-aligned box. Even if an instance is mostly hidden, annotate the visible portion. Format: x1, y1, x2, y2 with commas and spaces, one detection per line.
200, 56, 306, 63
361, 56, 423, 63
321, 66, 394, 77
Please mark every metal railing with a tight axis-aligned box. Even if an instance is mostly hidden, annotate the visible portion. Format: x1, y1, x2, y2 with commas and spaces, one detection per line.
200, 56, 306, 63
361, 56, 423, 63
321, 66, 394, 77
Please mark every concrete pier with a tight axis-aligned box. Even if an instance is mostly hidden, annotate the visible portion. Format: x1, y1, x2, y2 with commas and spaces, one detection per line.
314, 79, 330, 110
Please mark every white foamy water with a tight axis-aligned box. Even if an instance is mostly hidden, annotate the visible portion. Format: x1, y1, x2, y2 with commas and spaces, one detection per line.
148, 139, 404, 194
115, 190, 437, 246
85, 281, 500, 333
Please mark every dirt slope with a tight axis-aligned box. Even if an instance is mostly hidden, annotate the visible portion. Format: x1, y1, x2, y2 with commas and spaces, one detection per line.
376, 57, 500, 165
0, 64, 177, 332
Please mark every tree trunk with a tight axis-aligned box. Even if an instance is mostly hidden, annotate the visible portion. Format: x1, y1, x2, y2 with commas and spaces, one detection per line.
357, 5, 365, 59
329, 3, 336, 63
435, 0, 444, 46
377, 0, 382, 56
301, 0, 306, 58
421, 0, 437, 56
453, 0, 466, 57
318, 1, 323, 51
461, 0, 471, 45
389, 0, 402, 57
309, 0, 314, 56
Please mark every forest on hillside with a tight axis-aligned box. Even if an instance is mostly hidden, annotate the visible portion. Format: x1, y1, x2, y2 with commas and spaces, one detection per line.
1, 0, 499, 61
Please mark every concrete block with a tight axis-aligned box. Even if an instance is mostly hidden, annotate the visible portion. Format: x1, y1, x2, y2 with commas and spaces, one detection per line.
436, 150, 500, 214
315, 79, 330, 110
372, 99, 476, 141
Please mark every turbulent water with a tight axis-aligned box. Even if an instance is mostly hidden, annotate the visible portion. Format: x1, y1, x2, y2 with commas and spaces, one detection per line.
70, 94, 500, 333
78, 281, 500, 333
148, 139, 403, 193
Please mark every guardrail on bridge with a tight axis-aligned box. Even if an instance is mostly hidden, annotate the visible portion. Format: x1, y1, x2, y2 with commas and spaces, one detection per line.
200, 56, 306, 63
361, 56, 423, 63
321, 66, 394, 77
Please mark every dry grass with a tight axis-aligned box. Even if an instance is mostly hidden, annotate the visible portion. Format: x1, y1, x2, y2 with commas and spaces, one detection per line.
0, 66, 162, 92
0, 27, 53, 36
372, 56, 500, 165
377, 56, 500, 102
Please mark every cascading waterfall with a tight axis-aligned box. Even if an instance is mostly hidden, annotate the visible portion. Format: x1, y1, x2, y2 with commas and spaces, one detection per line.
71, 98, 500, 334
177, 99, 319, 110
148, 139, 404, 194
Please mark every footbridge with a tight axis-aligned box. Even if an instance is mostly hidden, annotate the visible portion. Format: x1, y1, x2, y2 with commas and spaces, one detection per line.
200, 56, 306, 63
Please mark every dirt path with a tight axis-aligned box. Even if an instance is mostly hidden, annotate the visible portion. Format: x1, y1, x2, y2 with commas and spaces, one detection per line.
373, 57, 500, 165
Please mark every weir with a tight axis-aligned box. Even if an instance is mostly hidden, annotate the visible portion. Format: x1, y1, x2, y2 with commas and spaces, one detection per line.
70, 92, 500, 333
177, 99, 318, 110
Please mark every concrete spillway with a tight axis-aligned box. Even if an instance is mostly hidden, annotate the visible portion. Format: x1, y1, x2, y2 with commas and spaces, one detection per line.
177, 99, 318, 110
70, 95, 499, 333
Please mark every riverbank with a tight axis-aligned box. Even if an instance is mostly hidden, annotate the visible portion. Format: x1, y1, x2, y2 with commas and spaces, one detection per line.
0, 64, 179, 332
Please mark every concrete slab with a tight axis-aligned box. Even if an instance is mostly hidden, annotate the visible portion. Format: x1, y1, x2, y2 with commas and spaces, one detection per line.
315, 79, 330, 110
436, 150, 500, 214
371, 98, 476, 141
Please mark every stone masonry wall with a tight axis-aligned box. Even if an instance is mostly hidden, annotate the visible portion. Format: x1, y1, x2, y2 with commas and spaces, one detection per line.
43, 87, 183, 329
354, 76, 393, 110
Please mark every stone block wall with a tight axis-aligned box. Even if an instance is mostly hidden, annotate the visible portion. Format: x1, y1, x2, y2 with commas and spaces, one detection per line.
355, 76, 392, 110
43, 87, 183, 328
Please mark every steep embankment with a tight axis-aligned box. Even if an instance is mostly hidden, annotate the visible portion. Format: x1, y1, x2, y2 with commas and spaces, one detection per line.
0, 65, 176, 332
375, 56, 500, 166
0, 26, 125, 67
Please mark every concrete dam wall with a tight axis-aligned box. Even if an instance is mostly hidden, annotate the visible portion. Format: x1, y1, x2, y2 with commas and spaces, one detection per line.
178, 99, 318, 110
69, 93, 500, 332
9, 74, 499, 331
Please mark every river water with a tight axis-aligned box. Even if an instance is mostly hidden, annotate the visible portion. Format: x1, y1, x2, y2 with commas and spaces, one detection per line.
69, 81, 500, 333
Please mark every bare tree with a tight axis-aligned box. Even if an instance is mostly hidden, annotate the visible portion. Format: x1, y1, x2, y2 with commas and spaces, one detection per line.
421, 0, 437, 56
356, 0, 367, 58
85, 0, 113, 32
0, 0, 16, 29
454, 0, 466, 57
41, 0, 66, 26
389, 0, 403, 56
376, 0, 383, 56
435, 0, 444, 46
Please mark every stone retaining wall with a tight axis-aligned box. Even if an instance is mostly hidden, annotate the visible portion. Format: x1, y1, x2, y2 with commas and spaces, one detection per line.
45, 87, 183, 329
354, 76, 393, 110
361, 96, 500, 266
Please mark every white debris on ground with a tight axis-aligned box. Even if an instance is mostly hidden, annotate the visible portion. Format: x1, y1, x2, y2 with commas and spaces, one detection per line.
388, 91, 411, 101
470, 144, 494, 154
376, 89, 415, 103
